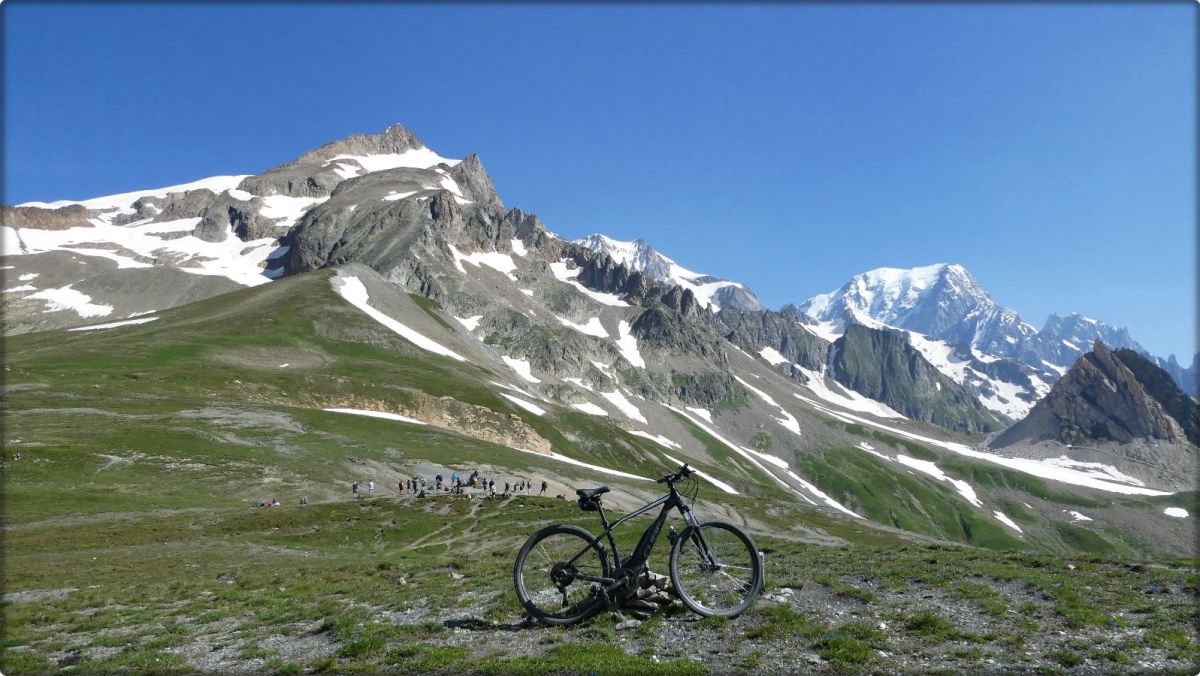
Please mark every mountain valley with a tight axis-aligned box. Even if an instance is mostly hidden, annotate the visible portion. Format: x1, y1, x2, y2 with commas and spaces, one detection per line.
2, 124, 1196, 673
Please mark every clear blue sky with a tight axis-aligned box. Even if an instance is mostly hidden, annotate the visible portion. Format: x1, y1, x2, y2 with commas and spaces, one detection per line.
4, 3, 1194, 360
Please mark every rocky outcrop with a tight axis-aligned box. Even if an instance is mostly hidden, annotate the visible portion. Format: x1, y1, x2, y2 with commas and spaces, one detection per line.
238, 124, 430, 198
110, 189, 281, 243
1, 204, 93, 230
449, 154, 503, 209
993, 341, 1192, 447
829, 324, 1003, 433
709, 284, 764, 312
1113, 348, 1198, 445
631, 307, 730, 366
317, 393, 552, 454
717, 309, 828, 371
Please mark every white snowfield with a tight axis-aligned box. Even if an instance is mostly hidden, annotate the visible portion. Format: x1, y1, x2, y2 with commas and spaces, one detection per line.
803, 263, 958, 324
1065, 510, 1093, 522
489, 380, 540, 400
794, 393, 1173, 496
555, 315, 608, 338
500, 393, 546, 416
3, 215, 286, 288
685, 407, 713, 424
68, 316, 160, 331
800, 320, 844, 344
17, 175, 250, 210
794, 366, 904, 419
501, 356, 541, 383
453, 315, 483, 331
758, 347, 789, 366
570, 402, 609, 416
904, 330, 1046, 419
1163, 507, 1188, 518
629, 430, 681, 450
448, 245, 519, 282
564, 377, 594, 392
992, 511, 1024, 533
323, 408, 427, 425
510, 239, 528, 257
666, 405, 861, 518
259, 195, 327, 228
614, 321, 645, 368
734, 376, 801, 436
661, 453, 738, 495
549, 260, 630, 307
331, 274, 467, 362
509, 446, 649, 482
894, 454, 982, 507
323, 147, 460, 174
599, 390, 647, 424
26, 285, 113, 318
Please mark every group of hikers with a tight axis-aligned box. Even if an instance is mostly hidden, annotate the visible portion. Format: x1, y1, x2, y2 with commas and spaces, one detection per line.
256, 469, 551, 509
353, 470, 548, 500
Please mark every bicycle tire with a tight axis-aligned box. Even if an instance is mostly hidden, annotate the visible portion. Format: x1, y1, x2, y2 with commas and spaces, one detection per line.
669, 520, 762, 618
514, 524, 611, 625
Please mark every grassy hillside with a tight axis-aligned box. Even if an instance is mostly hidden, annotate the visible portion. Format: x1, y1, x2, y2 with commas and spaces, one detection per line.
4, 267, 1197, 673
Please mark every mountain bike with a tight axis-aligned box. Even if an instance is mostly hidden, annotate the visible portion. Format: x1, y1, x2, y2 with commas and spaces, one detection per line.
513, 464, 763, 625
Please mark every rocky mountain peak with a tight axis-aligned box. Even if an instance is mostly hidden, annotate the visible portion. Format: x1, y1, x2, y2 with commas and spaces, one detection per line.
992, 340, 1190, 447
448, 154, 503, 208
290, 123, 428, 166
573, 234, 764, 312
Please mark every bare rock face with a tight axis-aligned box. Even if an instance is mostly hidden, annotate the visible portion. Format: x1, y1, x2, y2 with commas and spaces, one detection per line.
993, 340, 1190, 446
717, 309, 829, 371
1, 204, 92, 230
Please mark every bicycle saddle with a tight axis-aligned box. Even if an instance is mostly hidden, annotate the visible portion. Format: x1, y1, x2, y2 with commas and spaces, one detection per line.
575, 486, 610, 499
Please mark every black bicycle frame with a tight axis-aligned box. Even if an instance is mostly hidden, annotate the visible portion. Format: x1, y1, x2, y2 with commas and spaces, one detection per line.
567, 481, 703, 590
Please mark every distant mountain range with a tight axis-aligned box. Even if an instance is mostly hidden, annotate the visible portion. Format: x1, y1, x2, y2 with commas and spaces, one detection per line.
793, 263, 1196, 397
3, 123, 1194, 549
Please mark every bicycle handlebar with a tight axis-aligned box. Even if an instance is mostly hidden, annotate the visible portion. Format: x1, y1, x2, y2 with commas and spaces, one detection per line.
656, 464, 694, 484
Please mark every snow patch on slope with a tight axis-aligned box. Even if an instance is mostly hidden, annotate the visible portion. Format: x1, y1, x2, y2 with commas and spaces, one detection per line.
68, 316, 159, 331
794, 366, 904, 419
555, 316, 608, 338
629, 430, 681, 450
19, 175, 250, 211
27, 285, 113, 318
500, 393, 546, 416
599, 390, 647, 424
331, 274, 466, 362
615, 320, 645, 368
449, 245, 518, 282
501, 356, 541, 384
734, 376, 800, 436
794, 394, 1172, 496
549, 260, 630, 307
324, 408, 427, 425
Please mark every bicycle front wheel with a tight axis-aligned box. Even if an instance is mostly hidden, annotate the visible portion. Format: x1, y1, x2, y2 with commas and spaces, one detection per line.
514, 524, 610, 625
669, 520, 762, 617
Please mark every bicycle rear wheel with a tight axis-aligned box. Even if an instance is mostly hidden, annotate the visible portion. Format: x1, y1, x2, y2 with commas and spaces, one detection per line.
514, 524, 610, 625
669, 520, 762, 617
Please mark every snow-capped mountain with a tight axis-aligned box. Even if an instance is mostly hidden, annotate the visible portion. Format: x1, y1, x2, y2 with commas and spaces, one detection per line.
1, 125, 466, 333
5, 122, 1193, 560
797, 264, 1196, 401
799, 263, 1039, 359
574, 234, 764, 312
